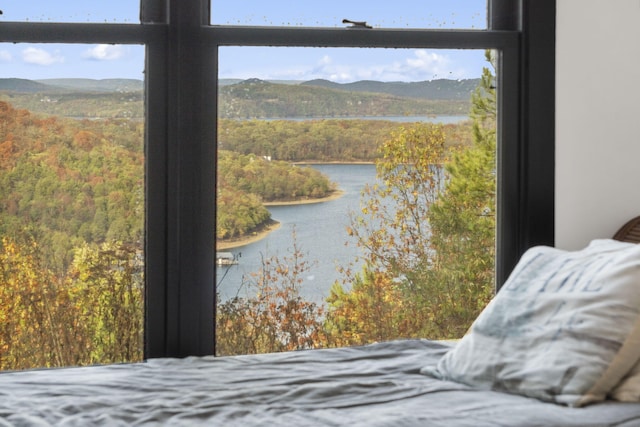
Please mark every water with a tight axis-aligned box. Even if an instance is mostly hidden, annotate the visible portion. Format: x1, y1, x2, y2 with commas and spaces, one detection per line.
216, 164, 376, 305
255, 115, 469, 124
215, 114, 469, 305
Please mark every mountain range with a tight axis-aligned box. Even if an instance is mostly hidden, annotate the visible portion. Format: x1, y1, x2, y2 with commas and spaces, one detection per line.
0, 77, 478, 119
0, 77, 479, 101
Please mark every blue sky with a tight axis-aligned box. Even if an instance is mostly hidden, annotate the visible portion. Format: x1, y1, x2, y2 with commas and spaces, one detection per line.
0, 1, 488, 82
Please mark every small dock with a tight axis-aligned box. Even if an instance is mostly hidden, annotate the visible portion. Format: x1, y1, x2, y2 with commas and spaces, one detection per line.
216, 252, 238, 266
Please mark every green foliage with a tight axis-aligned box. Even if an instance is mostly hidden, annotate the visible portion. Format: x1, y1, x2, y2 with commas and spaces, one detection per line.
346, 123, 448, 279
217, 150, 336, 240
0, 236, 143, 370
0, 68, 492, 364
0, 101, 144, 270
218, 150, 335, 202
327, 60, 497, 344
219, 118, 470, 162
424, 59, 497, 329
0, 91, 144, 119
0, 101, 144, 370
219, 79, 470, 118
2, 77, 473, 120
325, 265, 421, 347
68, 241, 144, 364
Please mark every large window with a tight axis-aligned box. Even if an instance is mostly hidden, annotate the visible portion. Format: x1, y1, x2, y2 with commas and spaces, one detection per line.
0, 40, 146, 370
0, 0, 555, 362
214, 46, 495, 355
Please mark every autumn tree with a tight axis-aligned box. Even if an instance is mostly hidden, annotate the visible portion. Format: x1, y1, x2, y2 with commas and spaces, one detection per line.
325, 123, 449, 345
0, 236, 89, 370
325, 267, 420, 347
67, 241, 144, 364
216, 229, 326, 355
327, 59, 497, 344
424, 56, 497, 333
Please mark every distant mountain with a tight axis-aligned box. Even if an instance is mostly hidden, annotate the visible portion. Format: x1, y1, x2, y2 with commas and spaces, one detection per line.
1, 77, 474, 119
218, 78, 470, 118
35, 78, 143, 92
0, 78, 60, 93
1, 77, 477, 101
301, 78, 480, 101
219, 79, 302, 87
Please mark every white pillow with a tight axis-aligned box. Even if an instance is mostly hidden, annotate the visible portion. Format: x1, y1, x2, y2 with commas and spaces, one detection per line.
421, 239, 640, 407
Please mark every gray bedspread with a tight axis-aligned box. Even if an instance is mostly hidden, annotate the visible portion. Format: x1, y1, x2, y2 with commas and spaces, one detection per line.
1, 339, 640, 426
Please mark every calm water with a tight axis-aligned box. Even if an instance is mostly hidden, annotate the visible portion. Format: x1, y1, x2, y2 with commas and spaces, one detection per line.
216, 164, 376, 305
215, 114, 469, 305
258, 115, 469, 124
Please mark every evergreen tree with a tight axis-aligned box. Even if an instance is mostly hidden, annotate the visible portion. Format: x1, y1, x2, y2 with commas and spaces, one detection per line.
327, 56, 497, 343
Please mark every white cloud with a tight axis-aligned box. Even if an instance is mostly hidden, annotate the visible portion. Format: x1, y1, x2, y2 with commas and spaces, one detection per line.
219, 48, 474, 83
22, 47, 64, 66
404, 50, 452, 78
304, 50, 459, 83
83, 44, 127, 61
0, 50, 12, 62
318, 55, 332, 66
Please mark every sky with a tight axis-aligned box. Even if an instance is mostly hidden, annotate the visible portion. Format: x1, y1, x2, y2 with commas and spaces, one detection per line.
0, 1, 489, 83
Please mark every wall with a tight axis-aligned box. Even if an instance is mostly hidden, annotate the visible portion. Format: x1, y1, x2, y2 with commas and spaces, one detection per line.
556, 0, 640, 249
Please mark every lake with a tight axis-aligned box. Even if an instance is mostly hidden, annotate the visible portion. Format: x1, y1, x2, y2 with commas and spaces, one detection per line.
216, 163, 376, 305
215, 114, 470, 305
257, 115, 469, 124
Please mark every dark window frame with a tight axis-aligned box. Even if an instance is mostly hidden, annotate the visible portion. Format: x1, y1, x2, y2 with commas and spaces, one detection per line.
0, 0, 555, 359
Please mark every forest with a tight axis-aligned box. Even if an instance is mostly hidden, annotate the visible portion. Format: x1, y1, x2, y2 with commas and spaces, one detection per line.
0, 66, 495, 368
1, 76, 473, 120
219, 118, 471, 162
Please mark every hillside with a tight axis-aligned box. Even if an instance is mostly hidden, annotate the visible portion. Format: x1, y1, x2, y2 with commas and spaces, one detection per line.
218, 78, 470, 118
36, 78, 144, 92
302, 78, 479, 100
0, 78, 61, 93
1, 77, 474, 119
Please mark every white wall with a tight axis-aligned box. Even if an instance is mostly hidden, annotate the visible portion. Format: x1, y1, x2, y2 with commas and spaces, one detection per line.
556, 0, 640, 249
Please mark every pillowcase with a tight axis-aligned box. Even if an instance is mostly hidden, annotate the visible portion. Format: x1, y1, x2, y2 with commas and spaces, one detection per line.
421, 239, 640, 407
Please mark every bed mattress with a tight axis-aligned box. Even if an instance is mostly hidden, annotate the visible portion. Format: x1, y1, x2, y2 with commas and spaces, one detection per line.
1, 339, 640, 426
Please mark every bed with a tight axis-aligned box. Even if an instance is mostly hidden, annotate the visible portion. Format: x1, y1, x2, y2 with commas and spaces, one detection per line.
2, 217, 640, 426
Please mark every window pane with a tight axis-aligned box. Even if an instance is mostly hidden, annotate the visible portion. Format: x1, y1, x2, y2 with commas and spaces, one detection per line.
0, 43, 145, 370
211, 0, 487, 29
215, 46, 496, 356
0, 1, 139, 23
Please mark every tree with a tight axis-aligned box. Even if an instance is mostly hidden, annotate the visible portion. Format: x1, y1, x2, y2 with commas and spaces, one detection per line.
424, 55, 497, 334
0, 236, 89, 370
67, 241, 144, 364
216, 228, 326, 355
325, 123, 449, 345
327, 57, 497, 343
325, 265, 420, 347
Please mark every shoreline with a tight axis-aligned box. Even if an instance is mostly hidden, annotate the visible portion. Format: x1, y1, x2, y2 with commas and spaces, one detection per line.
216, 189, 345, 250
263, 188, 345, 206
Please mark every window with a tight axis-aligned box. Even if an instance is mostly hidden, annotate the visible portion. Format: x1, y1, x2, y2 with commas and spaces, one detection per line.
0, 41, 145, 370
215, 46, 493, 355
0, 0, 555, 361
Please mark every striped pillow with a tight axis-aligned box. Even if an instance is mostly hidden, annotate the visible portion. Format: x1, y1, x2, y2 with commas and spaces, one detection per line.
422, 239, 640, 407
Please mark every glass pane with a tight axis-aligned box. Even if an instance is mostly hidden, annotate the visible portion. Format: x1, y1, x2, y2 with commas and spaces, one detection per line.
0, 1, 139, 23
215, 46, 496, 355
0, 43, 145, 370
211, 0, 487, 29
